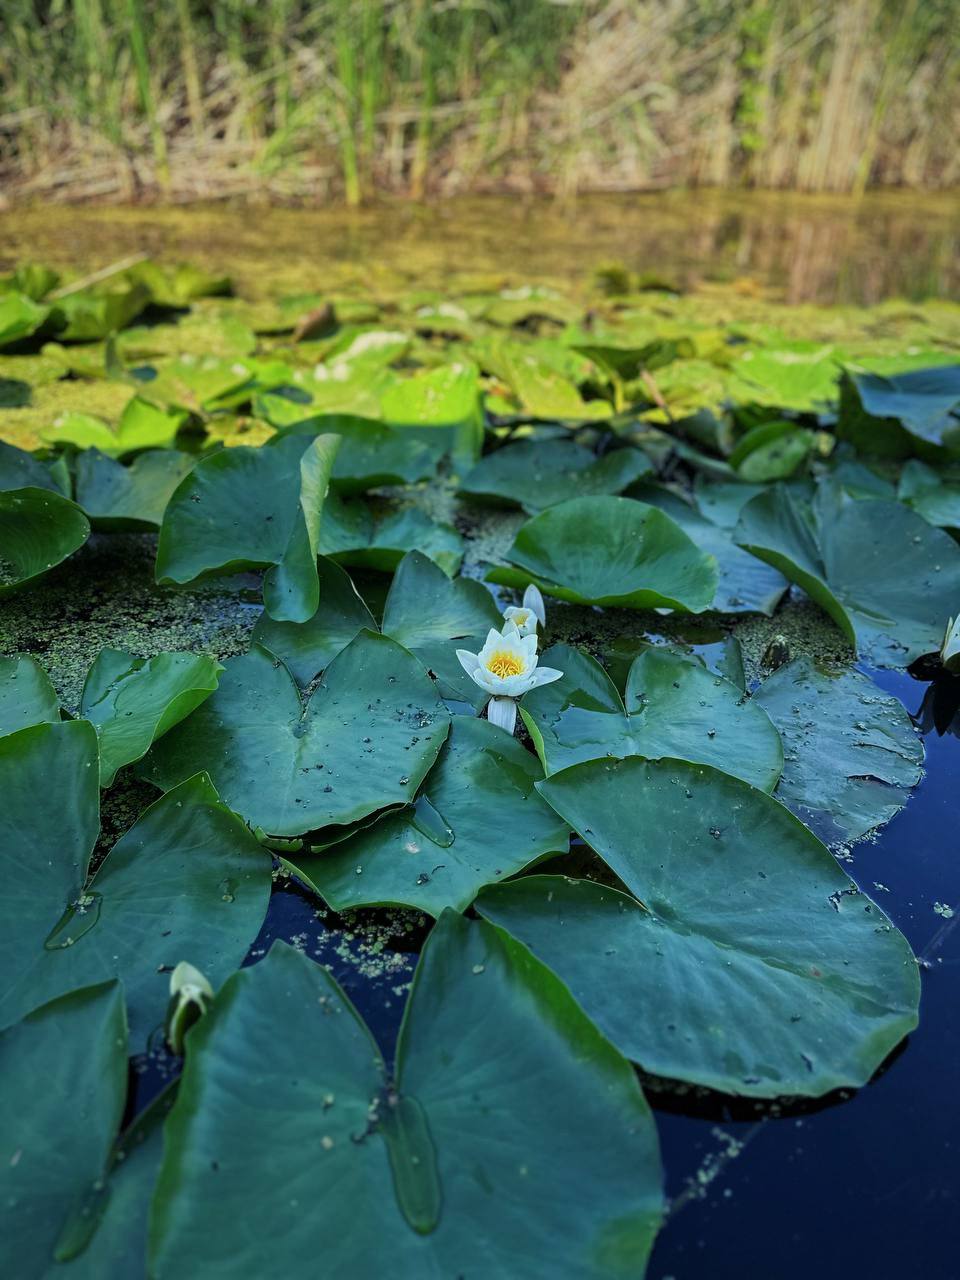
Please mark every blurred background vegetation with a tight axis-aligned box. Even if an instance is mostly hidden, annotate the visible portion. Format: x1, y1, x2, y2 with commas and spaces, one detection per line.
1, 0, 958, 204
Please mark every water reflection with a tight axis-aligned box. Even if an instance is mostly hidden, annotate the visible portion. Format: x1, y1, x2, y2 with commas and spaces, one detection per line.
1, 191, 957, 305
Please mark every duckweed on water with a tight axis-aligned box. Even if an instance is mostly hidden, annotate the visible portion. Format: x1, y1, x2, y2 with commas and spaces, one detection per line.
0, 249, 958, 1278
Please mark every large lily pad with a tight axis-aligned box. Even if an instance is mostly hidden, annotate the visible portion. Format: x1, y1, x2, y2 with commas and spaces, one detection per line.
74, 450, 196, 530
735, 485, 960, 664
156, 432, 340, 622
520, 644, 782, 791
839, 363, 960, 456
487, 496, 718, 612
141, 633, 451, 837
149, 916, 663, 1278
753, 656, 924, 844
0, 720, 272, 1045
478, 756, 920, 1097
0, 487, 90, 596
80, 649, 223, 787
0, 654, 60, 735
285, 715, 570, 915
460, 440, 650, 513
0, 983, 128, 1280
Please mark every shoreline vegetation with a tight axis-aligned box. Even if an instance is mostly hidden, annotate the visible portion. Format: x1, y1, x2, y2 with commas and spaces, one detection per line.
1, 0, 958, 206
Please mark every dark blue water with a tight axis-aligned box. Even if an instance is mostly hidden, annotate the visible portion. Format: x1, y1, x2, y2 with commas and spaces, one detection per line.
131, 664, 959, 1277
649, 665, 960, 1280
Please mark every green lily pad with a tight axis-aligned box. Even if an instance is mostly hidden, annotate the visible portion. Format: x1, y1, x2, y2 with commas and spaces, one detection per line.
140, 356, 255, 415
460, 440, 651, 513
478, 756, 920, 1097
487, 496, 718, 612
251, 556, 377, 686
730, 422, 816, 481
285, 415, 446, 491
521, 644, 782, 790
149, 916, 663, 1278
0, 291, 54, 347
753, 656, 924, 844
479, 338, 609, 421
126, 260, 233, 306
0, 440, 60, 493
285, 715, 570, 915
631, 482, 788, 614
42, 396, 188, 457
0, 720, 271, 1046
141, 632, 451, 837
253, 551, 498, 709
80, 649, 223, 787
54, 283, 150, 342
74, 449, 197, 530
319, 498, 465, 577
897, 459, 960, 530
51, 1087, 175, 1279
0, 983, 128, 1279
735, 485, 960, 664
728, 344, 840, 411
0, 654, 60, 735
381, 361, 483, 465
0, 487, 90, 596
839, 364, 960, 456
156, 432, 340, 622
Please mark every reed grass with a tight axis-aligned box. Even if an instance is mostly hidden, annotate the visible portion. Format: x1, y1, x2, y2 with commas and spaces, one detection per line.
0, 0, 957, 203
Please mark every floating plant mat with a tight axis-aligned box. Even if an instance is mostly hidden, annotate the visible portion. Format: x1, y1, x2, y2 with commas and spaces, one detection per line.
0, 254, 958, 1278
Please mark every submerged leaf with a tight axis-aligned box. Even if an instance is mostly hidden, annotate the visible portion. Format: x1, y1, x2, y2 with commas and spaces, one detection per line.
753, 656, 923, 844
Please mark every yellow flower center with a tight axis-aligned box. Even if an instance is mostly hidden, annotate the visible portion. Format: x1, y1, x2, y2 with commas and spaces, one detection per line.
485, 650, 525, 679
513, 610, 529, 626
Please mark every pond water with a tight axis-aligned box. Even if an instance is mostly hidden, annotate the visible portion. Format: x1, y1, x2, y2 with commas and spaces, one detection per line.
2, 190, 958, 306
4, 188, 959, 1274
123, 651, 960, 1279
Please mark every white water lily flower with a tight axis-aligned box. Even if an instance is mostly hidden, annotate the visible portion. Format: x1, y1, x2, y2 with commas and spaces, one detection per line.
941, 615, 960, 673
456, 623, 563, 699
503, 584, 547, 638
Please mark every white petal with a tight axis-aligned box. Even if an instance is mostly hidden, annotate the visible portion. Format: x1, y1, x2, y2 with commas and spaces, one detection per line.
500, 620, 524, 641
523, 583, 546, 626
486, 696, 518, 734
493, 672, 538, 697
470, 668, 502, 694
483, 627, 504, 650
525, 666, 564, 689
456, 649, 480, 676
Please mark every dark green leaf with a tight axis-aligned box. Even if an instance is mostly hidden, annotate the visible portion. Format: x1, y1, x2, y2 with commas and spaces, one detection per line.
521, 644, 782, 790
285, 715, 570, 914
487, 496, 718, 612
149, 916, 663, 1278
141, 633, 451, 837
